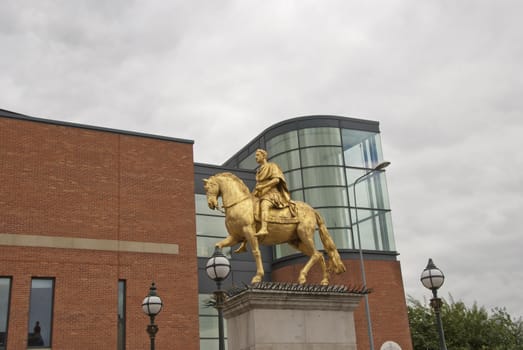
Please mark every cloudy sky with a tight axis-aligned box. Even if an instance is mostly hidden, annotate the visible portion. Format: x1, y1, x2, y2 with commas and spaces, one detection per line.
2, 1, 522, 318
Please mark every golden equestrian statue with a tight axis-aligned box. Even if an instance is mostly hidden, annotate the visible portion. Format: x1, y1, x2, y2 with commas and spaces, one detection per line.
203, 149, 346, 285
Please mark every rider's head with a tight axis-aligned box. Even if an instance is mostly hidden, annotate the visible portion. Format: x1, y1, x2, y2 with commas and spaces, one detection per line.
255, 149, 268, 163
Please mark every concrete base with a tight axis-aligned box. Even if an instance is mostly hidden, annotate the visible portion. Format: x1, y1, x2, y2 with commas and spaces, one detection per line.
222, 284, 363, 350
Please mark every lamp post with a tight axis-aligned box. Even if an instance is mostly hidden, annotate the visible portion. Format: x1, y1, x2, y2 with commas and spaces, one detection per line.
142, 282, 163, 350
350, 161, 390, 350
421, 258, 448, 350
206, 247, 231, 350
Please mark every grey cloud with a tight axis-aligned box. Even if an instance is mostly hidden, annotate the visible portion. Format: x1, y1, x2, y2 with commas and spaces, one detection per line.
2, 0, 522, 318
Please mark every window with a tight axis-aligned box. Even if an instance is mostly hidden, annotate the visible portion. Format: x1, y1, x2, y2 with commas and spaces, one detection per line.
302, 167, 346, 187
342, 129, 383, 168
118, 280, 126, 350
315, 207, 351, 228
266, 130, 299, 155
300, 146, 343, 167
27, 278, 54, 348
299, 127, 341, 147
238, 150, 258, 170
195, 194, 224, 216
274, 243, 300, 259
304, 187, 348, 207
196, 215, 228, 237
197, 236, 233, 258
270, 150, 301, 172
347, 169, 390, 210
196, 194, 231, 258
350, 209, 395, 251
0, 277, 11, 350
283, 169, 302, 190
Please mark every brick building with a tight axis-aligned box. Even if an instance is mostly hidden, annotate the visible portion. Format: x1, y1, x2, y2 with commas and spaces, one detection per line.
0, 109, 412, 349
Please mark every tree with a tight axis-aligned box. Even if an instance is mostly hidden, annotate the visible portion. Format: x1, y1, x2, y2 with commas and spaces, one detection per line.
407, 295, 523, 350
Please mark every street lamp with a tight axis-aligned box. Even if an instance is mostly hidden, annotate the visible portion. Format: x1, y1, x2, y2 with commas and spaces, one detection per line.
350, 161, 390, 350
206, 247, 231, 350
142, 282, 163, 350
421, 258, 448, 350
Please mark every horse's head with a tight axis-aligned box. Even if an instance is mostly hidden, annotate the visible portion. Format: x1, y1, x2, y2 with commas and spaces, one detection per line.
204, 172, 250, 211
203, 176, 220, 210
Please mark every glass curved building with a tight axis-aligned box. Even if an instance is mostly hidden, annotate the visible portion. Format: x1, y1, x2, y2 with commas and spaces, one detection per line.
196, 115, 412, 350
223, 115, 394, 259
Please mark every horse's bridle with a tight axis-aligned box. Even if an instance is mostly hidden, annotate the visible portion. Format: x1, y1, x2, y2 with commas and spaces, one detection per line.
205, 178, 251, 213
220, 194, 251, 211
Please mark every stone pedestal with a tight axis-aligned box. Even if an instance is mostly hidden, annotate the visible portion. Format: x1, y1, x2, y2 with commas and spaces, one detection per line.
222, 283, 364, 350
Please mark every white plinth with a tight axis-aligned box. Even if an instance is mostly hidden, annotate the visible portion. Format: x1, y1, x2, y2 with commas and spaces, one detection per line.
222, 284, 363, 350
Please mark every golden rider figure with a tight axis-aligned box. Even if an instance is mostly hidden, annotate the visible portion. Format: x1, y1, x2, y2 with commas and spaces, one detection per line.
253, 149, 296, 237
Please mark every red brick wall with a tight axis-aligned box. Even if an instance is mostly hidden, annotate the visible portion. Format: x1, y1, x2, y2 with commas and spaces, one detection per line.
271, 257, 413, 350
0, 117, 198, 350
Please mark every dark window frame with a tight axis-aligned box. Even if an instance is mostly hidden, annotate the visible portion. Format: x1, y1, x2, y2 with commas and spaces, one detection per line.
27, 277, 55, 349
0, 276, 12, 350
118, 280, 126, 350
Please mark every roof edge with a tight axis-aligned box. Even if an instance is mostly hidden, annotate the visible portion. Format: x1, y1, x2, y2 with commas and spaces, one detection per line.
222, 114, 380, 166
0, 108, 194, 144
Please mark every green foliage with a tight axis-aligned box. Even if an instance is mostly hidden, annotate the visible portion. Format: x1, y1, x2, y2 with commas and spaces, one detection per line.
407, 295, 523, 350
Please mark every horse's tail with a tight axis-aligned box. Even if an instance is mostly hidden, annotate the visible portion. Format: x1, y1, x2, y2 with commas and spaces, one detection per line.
315, 210, 346, 274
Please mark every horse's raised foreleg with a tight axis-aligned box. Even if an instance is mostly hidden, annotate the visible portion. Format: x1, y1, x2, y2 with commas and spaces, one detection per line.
245, 227, 264, 284
215, 235, 240, 249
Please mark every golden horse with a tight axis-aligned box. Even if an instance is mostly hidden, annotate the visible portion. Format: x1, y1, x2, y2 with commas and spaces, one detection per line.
203, 172, 346, 285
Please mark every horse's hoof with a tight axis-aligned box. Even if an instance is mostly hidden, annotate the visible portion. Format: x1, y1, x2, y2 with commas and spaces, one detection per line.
320, 279, 329, 286
251, 276, 262, 284
298, 276, 306, 284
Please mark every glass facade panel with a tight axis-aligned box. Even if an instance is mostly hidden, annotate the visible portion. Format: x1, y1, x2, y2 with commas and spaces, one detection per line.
299, 127, 341, 147
270, 150, 301, 172
347, 169, 390, 209
196, 215, 228, 237
200, 317, 219, 338
199, 294, 227, 350
342, 129, 383, 168
238, 150, 258, 170
198, 294, 218, 316
351, 209, 395, 251
315, 207, 350, 228
284, 170, 302, 190
0, 278, 11, 350
304, 187, 348, 207
201, 339, 228, 350
196, 194, 225, 216
326, 228, 352, 250
290, 190, 304, 202
117, 280, 125, 350
28, 278, 54, 348
196, 194, 232, 257
383, 212, 396, 251
197, 236, 232, 258
274, 243, 300, 259
300, 147, 343, 167
302, 167, 346, 187
274, 228, 352, 259
266, 130, 299, 155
